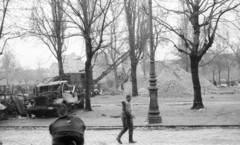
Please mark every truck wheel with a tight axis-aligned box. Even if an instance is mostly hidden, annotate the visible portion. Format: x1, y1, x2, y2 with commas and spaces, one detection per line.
56, 104, 68, 117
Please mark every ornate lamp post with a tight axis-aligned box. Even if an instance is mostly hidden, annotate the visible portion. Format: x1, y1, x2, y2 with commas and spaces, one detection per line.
147, 0, 162, 124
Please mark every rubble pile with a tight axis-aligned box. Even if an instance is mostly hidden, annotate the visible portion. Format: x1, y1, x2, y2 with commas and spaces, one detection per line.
123, 67, 218, 98
138, 87, 148, 96
156, 67, 219, 97
102, 88, 125, 95
110, 89, 125, 95
158, 80, 192, 98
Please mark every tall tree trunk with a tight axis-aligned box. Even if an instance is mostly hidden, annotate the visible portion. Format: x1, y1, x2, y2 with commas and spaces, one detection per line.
113, 67, 119, 89
131, 62, 138, 96
56, 14, 64, 76
212, 71, 215, 82
128, 27, 138, 96
227, 68, 230, 87
84, 37, 94, 111
212, 71, 216, 85
85, 58, 93, 111
185, 55, 189, 72
190, 55, 204, 109
218, 71, 221, 83
238, 65, 240, 78
57, 52, 64, 76
190, 5, 204, 109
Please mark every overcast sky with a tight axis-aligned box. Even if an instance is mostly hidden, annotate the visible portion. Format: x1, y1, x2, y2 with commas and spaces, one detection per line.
1, 0, 176, 70
1, 0, 239, 70
10, 35, 84, 69
0, 0, 85, 69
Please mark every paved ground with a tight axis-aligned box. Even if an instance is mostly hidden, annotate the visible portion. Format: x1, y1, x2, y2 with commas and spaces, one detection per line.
1, 99, 239, 127
0, 127, 240, 145
0, 89, 240, 145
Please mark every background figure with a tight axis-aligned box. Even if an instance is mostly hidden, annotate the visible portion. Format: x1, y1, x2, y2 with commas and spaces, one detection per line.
49, 115, 86, 145
116, 95, 137, 144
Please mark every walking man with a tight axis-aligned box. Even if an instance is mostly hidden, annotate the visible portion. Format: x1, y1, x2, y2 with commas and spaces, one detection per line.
116, 95, 137, 144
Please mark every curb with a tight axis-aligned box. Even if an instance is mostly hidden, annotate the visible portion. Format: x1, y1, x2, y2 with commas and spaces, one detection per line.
84, 125, 240, 130
1, 125, 239, 130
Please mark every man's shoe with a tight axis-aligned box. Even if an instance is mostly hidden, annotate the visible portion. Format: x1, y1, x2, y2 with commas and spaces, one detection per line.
129, 134, 136, 143
116, 138, 122, 144
129, 140, 137, 143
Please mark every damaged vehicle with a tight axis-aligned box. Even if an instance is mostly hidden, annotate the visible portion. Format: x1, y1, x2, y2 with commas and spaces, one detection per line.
26, 80, 83, 117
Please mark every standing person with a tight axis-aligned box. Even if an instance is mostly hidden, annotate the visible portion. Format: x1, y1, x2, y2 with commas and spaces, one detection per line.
49, 115, 86, 145
116, 95, 137, 144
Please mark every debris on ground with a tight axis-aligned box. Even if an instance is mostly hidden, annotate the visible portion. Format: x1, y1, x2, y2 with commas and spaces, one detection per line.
125, 67, 219, 98
158, 80, 192, 98
110, 115, 121, 118
156, 67, 218, 97
102, 89, 125, 96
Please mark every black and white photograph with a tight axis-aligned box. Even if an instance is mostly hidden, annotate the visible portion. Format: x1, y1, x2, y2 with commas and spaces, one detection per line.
0, 0, 240, 144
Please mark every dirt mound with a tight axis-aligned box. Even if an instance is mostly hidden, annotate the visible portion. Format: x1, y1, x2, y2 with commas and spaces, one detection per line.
102, 89, 125, 95
124, 67, 218, 97
173, 68, 218, 92
138, 87, 148, 96
156, 67, 219, 97
158, 80, 192, 98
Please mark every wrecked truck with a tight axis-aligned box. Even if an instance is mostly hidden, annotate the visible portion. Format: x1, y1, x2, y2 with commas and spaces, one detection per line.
26, 80, 84, 117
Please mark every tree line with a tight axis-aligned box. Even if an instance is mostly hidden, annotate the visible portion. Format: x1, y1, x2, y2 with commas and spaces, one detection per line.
1, 0, 240, 110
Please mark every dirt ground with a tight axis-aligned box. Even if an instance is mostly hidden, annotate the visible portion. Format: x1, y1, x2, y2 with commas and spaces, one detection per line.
0, 87, 240, 127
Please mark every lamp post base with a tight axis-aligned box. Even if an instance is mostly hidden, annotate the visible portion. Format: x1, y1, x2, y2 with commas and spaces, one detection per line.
147, 86, 162, 124
148, 110, 162, 124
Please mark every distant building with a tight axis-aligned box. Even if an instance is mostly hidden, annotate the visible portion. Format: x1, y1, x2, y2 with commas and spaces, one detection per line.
49, 53, 85, 76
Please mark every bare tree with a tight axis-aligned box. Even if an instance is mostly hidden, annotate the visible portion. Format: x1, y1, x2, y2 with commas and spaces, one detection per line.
222, 53, 236, 86
95, 2, 127, 89
124, 0, 149, 96
0, 49, 19, 84
209, 60, 218, 85
154, 0, 240, 109
63, 0, 121, 111
30, 0, 67, 75
200, 50, 218, 85
140, 13, 167, 78
0, 0, 10, 55
215, 54, 225, 83
176, 0, 191, 72
0, 0, 19, 55
226, 27, 240, 78
94, 51, 129, 87
229, 43, 240, 77
225, 12, 240, 76
208, 43, 227, 83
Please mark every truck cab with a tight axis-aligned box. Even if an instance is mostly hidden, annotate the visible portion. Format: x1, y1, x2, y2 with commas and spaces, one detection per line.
26, 80, 83, 117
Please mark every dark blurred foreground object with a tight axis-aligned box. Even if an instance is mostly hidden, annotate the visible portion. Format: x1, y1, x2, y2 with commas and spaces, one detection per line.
49, 115, 86, 145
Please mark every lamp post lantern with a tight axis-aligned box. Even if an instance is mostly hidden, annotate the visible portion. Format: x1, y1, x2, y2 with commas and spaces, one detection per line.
147, 0, 162, 124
